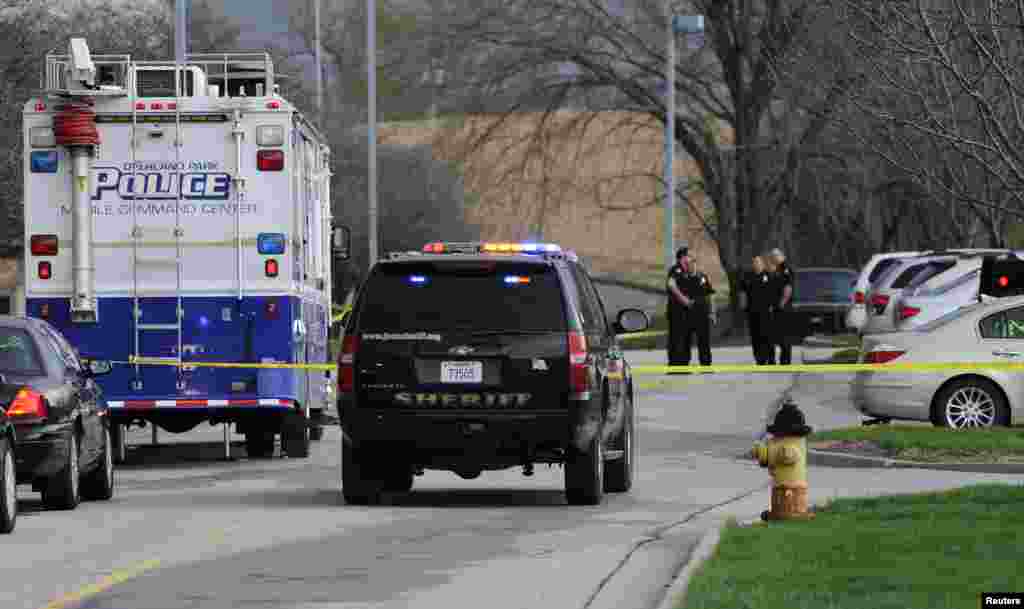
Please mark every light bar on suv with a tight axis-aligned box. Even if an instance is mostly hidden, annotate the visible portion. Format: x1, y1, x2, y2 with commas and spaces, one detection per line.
422, 241, 563, 255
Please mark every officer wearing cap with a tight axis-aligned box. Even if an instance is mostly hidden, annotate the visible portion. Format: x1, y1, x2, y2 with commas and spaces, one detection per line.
666, 245, 716, 371
767, 247, 795, 365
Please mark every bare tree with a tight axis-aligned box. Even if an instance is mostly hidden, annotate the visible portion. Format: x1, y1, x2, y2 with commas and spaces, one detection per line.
843, 0, 1024, 246
402, 0, 859, 312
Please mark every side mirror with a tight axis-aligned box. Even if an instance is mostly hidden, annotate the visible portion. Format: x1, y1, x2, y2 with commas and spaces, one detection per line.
332, 224, 351, 261
85, 359, 113, 376
614, 308, 650, 335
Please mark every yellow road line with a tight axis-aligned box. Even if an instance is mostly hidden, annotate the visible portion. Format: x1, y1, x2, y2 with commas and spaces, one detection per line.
41, 559, 161, 609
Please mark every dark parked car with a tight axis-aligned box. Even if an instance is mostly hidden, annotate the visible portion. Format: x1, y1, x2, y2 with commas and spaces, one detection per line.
337, 241, 649, 506
0, 406, 15, 533
0, 316, 114, 510
791, 268, 858, 336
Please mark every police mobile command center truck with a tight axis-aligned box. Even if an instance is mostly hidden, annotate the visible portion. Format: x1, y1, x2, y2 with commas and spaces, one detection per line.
22, 39, 351, 461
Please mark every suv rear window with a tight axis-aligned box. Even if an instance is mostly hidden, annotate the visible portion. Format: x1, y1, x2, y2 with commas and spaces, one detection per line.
794, 271, 856, 303
868, 259, 901, 284
890, 263, 931, 288
357, 261, 568, 332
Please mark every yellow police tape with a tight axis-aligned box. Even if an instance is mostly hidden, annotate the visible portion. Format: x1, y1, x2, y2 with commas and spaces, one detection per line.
115, 355, 1024, 375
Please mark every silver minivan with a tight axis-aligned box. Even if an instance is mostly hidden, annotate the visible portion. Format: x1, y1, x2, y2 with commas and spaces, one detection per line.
862, 255, 971, 335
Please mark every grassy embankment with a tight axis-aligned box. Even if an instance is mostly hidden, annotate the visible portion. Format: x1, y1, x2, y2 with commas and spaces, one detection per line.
680, 483, 1024, 609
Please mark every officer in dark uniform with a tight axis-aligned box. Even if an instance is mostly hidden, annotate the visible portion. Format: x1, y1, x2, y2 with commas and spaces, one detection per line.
741, 255, 774, 365
666, 246, 716, 371
767, 248, 795, 365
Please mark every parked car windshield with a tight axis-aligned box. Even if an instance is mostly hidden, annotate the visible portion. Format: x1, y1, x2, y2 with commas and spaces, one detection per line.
793, 271, 856, 303
0, 327, 45, 375
357, 261, 568, 332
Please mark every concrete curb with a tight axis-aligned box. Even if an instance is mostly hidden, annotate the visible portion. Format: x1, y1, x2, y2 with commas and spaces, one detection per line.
808, 448, 1024, 474
654, 524, 723, 609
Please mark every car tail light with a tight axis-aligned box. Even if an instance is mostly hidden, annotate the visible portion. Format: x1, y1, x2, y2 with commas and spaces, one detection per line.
898, 305, 920, 321
150, 102, 164, 110
870, 293, 890, 313
135, 102, 145, 110
38, 261, 52, 279
6, 388, 48, 422
853, 290, 865, 304
568, 331, 589, 392
338, 335, 360, 393
31, 234, 58, 256
865, 350, 905, 364
257, 149, 284, 171
39, 303, 50, 319
423, 242, 445, 253
265, 258, 278, 277
264, 300, 279, 320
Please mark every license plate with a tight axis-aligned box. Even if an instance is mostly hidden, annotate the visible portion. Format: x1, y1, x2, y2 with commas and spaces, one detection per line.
441, 361, 483, 384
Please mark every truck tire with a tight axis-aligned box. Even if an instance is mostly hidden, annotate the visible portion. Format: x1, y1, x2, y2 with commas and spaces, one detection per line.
282, 411, 310, 458
604, 393, 635, 494
245, 431, 275, 459
341, 441, 381, 505
564, 434, 604, 506
0, 437, 16, 534
43, 431, 81, 510
81, 425, 114, 501
310, 424, 324, 442
110, 422, 126, 465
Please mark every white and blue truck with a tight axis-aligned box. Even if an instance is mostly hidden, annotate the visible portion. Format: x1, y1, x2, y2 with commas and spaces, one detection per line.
22, 39, 350, 461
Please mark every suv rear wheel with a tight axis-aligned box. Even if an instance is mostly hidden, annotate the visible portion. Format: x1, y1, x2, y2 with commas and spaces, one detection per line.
604, 392, 635, 493
565, 434, 604, 506
341, 441, 382, 505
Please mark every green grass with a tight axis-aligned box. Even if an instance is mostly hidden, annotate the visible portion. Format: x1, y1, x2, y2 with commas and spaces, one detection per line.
679, 483, 1024, 609
810, 424, 1024, 462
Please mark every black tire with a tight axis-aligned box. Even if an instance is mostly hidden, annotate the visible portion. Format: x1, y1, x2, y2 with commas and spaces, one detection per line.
604, 393, 636, 493
42, 431, 81, 510
383, 465, 414, 493
245, 431, 276, 459
81, 424, 114, 501
310, 425, 324, 442
565, 434, 604, 506
931, 377, 1011, 429
110, 422, 126, 465
0, 437, 16, 534
281, 411, 311, 458
341, 441, 381, 505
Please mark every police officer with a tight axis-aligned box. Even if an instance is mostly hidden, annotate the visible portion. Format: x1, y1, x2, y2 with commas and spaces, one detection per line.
666, 246, 716, 371
767, 248, 795, 365
741, 255, 773, 365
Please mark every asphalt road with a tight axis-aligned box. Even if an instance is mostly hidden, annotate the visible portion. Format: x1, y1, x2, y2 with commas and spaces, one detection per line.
5, 346, 1019, 609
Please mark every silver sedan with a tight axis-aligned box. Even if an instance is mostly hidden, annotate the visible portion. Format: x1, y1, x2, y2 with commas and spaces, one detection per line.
852, 295, 1024, 428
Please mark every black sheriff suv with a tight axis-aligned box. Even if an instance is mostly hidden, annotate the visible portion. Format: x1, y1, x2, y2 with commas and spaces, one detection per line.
337, 241, 649, 505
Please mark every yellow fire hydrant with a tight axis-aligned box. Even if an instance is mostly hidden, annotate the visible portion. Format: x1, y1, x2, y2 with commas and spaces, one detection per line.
752, 399, 814, 521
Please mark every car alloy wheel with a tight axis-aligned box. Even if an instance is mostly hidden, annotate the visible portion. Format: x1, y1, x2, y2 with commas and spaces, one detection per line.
945, 386, 998, 428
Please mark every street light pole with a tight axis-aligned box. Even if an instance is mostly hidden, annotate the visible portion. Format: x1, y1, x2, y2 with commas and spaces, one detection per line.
367, 0, 378, 268
663, 13, 704, 268
664, 9, 676, 269
314, 0, 322, 126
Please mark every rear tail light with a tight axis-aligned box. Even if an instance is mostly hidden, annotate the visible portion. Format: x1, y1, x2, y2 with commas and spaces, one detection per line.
423, 242, 444, 253
853, 291, 865, 304
257, 149, 284, 171
38, 261, 52, 279
568, 331, 589, 393
6, 388, 48, 422
31, 234, 58, 256
339, 335, 360, 393
264, 300, 279, 320
898, 305, 920, 321
870, 293, 890, 313
265, 258, 279, 277
865, 349, 905, 364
